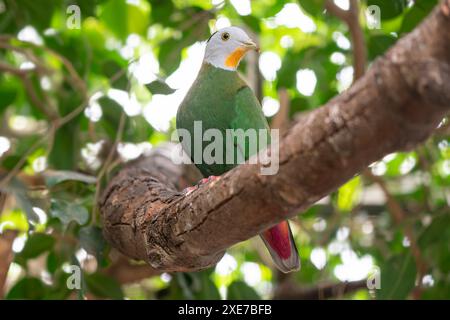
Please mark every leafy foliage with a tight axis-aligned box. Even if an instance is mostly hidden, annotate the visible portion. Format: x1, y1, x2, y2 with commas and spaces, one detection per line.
0, 0, 448, 300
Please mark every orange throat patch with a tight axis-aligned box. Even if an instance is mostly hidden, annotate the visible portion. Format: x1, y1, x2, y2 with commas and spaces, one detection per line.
225, 47, 248, 68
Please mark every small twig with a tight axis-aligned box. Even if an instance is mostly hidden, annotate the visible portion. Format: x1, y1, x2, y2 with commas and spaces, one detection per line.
0, 136, 48, 190
92, 112, 126, 224
21, 75, 59, 120
325, 0, 351, 23
325, 0, 367, 80
271, 88, 291, 133
0, 61, 27, 76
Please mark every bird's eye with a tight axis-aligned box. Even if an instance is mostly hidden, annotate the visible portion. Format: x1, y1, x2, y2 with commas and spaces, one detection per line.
221, 32, 230, 41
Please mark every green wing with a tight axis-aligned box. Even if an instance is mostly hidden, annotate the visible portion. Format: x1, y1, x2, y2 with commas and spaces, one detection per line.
229, 86, 271, 164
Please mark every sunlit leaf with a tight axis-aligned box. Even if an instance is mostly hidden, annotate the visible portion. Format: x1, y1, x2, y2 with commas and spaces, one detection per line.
337, 176, 362, 212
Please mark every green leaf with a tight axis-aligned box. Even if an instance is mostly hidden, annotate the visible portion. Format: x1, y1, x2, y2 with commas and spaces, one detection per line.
10, 0, 57, 31
98, 97, 153, 142
227, 281, 261, 300
194, 272, 221, 300
299, 0, 325, 17
367, 34, 397, 61
50, 199, 90, 229
44, 170, 96, 188
400, 0, 438, 34
46, 250, 63, 274
384, 152, 417, 177
277, 49, 303, 89
99, 0, 149, 40
44, 270, 71, 300
0, 209, 29, 232
101, 59, 129, 90
377, 253, 417, 299
150, 0, 176, 27
6, 177, 39, 223
157, 7, 211, 75
6, 277, 47, 300
145, 79, 176, 95
337, 176, 362, 212
79, 226, 108, 265
418, 214, 450, 249
16, 233, 55, 261
367, 0, 408, 20
98, 96, 124, 139
173, 272, 221, 300
49, 122, 80, 170
85, 272, 124, 299
0, 80, 17, 114
241, 15, 261, 33
99, 0, 128, 40
158, 38, 183, 75
1, 155, 23, 170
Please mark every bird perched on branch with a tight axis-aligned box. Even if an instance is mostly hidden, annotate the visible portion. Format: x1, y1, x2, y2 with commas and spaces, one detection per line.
176, 26, 300, 273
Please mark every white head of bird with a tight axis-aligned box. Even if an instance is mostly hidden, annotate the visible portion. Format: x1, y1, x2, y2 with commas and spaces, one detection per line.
204, 26, 258, 71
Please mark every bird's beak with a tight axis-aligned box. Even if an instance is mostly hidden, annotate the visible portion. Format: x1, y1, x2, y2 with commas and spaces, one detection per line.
241, 39, 259, 52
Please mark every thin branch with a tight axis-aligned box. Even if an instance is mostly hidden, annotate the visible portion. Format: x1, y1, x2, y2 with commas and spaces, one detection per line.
326, 0, 367, 80
0, 61, 27, 76
271, 88, 291, 133
21, 75, 59, 120
348, 0, 367, 79
325, 0, 351, 23
0, 230, 17, 299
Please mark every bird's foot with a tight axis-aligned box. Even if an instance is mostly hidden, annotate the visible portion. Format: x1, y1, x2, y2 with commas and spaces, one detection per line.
182, 185, 198, 196
182, 176, 220, 196
199, 175, 220, 185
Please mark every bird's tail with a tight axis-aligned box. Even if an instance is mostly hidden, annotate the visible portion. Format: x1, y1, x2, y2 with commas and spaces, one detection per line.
260, 220, 300, 273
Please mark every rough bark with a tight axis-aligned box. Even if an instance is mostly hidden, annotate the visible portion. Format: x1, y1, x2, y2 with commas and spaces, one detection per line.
100, 1, 450, 272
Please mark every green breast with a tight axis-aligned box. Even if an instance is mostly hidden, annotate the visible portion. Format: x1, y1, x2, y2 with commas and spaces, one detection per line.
176, 63, 270, 177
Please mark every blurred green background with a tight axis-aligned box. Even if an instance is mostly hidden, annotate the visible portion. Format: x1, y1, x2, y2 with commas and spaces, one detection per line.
0, 0, 448, 300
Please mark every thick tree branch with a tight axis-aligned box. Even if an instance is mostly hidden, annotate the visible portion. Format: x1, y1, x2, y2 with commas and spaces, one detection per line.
100, 2, 450, 272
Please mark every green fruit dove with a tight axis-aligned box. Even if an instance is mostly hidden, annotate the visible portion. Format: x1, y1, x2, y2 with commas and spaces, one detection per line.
176, 27, 300, 273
